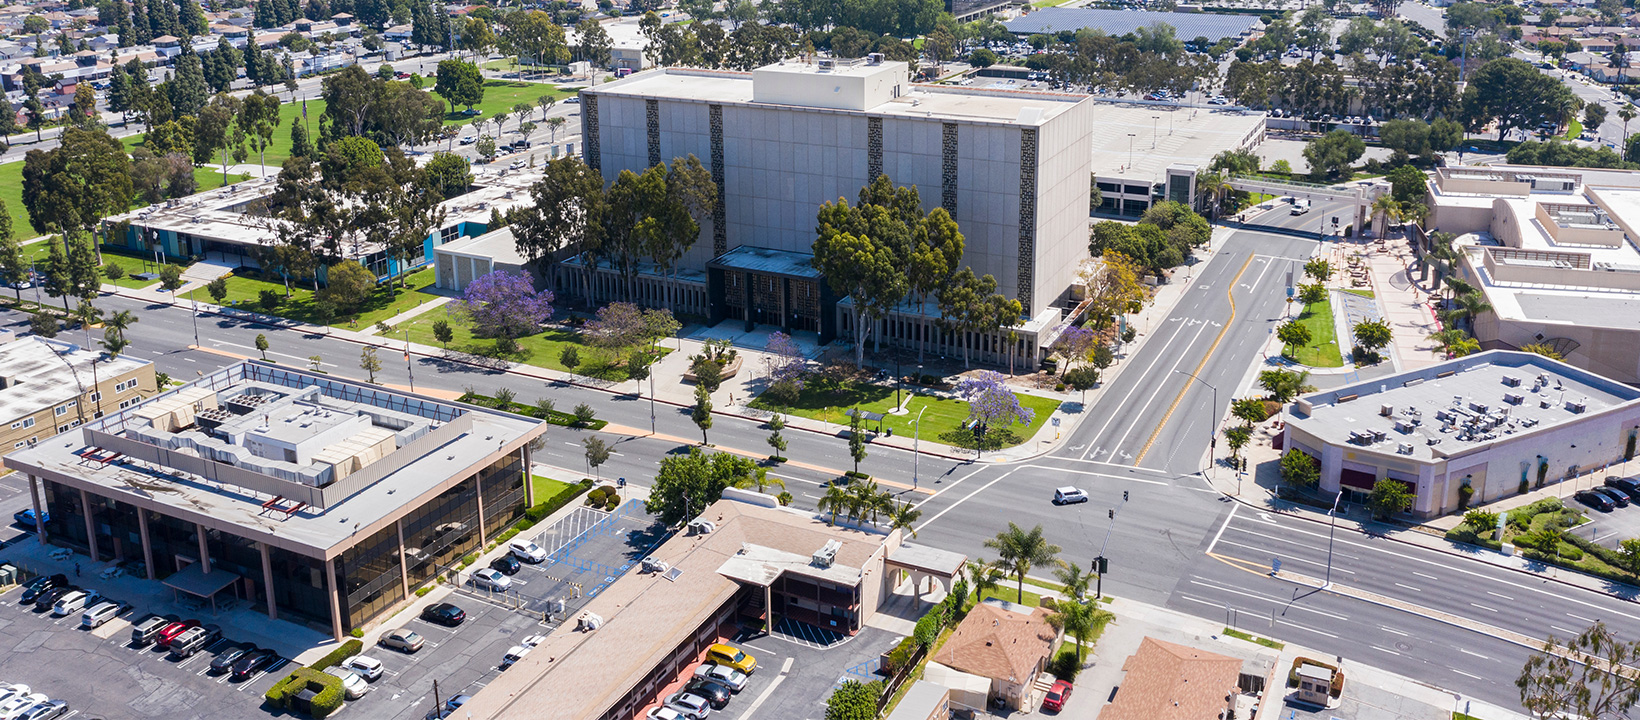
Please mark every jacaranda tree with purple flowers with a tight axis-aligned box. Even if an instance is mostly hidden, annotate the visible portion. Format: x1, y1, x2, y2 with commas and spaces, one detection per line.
958, 370, 1035, 435
460, 270, 555, 340
764, 331, 809, 387
1052, 325, 1099, 369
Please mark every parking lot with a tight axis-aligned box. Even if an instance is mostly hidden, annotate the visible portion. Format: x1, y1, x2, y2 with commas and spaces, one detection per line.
1569, 477, 1640, 549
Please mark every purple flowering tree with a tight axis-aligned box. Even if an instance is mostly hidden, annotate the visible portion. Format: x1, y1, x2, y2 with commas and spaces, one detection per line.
764, 331, 809, 389
584, 301, 647, 360
957, 370, 1035, 434
1052, 325, 1098, 368
460, 270, 555, 339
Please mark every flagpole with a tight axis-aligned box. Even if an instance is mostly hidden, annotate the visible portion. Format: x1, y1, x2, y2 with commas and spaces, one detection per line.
404, 331, 414, 391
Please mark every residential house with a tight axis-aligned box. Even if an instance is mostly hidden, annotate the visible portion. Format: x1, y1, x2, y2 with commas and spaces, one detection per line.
927, 600, 1058, 711
1100, 637, 1245, 720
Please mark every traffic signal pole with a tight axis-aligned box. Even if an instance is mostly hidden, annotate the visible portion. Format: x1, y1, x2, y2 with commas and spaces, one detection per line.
1093, 491, 1129, 600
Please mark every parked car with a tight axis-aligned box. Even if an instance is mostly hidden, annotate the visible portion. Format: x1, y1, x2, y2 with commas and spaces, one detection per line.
663, 692, 712, 720
426, 694, 471, 719
461, 108, 482, 116
210, 644, 259, 674
168, 624, 223, 658
693, 663, 748, 692
1042, 679, 1073, 711
155, 619, 201, 647
130, 614, 180, 645
684, 678, 732, 709
705, 644, 756, 674
19, 575, 68, 605
500, 645, 531, 669
646, 709, 687, 720
459, 135, 478, 145
15, 700, 67, 720
510, 539, 547, 563
11, 509, 47, 529
343, 655, 384, 682
507, 159, 526, 170
80, 600, 126, 629
520, 634, 547, 647
381, 628, 425, 653
490, 555, 522, 575
1576, 488, 1615, 511
230, 648, 280, 680
323, 666, 371, 699
0, 687, 31, 709
32, 587, 78, 612
1605, 476, 1640, 502
1593, 486, 1631, 508
421, 602, 466, 626
564, 96, 580, 104
471, 568, 511, 592
0, 694, 46, 720
1052, 487, 1088, 505
52, 589, 101, 617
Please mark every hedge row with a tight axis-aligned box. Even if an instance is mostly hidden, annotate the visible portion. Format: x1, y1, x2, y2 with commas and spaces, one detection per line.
265, 667, 345, 718
458, 392, 609, 430
310, 639, 362, 671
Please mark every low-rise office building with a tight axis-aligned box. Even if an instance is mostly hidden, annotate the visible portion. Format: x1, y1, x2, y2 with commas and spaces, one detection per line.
0, 334, 155, 453
3, 361, 548, 638
1280, 351, 1640, 517
458, 493, 965, 720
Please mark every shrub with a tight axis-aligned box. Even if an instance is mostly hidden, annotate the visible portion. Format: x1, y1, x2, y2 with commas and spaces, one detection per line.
777, 491, 793, 506
882, 635, 917, 675
1047, 646, 1081, 682
587, 487, 608, 504
573, 403, 596, 425
259, 289, 283, 310
496, 527, 520, 543
308, 672, 346, 718
605, 495, 620, 511
1039, 596, 1058, 610
102, 263, 125, 280
597, 484, 618, 497
415, 586, 432, 597
311, 638, 363, 670
349, 628, 363, 638
265, 667, 345, 716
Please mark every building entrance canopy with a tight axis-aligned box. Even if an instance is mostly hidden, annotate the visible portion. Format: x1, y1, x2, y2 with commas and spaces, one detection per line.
163, 562, 242, 613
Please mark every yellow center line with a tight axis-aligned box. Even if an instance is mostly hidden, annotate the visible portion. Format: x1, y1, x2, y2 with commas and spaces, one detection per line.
1134, 252, 1255, 464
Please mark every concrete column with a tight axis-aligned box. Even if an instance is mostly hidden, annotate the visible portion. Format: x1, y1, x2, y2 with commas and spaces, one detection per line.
325, 556, 344, 641
396, 520, 410, 600
137, 510, 155, 580
259, 542, 278, 621
473, 476, 488, 547
79, 489, 100, 562
522, 446, 535, 507
764, 583, 774, 632
195, 522, 211, 574
27, 475, 47, 547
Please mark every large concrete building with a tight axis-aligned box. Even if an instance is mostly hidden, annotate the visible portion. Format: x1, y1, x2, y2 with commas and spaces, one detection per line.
1426, 164, 1640, 383
0, 334, 156, 453
3, 362, 548, 638
1281, 351, 1640, 517
578, 57, 1095, 368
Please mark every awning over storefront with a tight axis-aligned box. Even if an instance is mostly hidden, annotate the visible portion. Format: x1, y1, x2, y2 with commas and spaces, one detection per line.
162, 562, 241, 614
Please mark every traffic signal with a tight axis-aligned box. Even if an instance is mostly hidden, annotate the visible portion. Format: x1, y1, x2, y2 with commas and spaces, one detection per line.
1123, 490, 1129, 502
1092, 556, 1108, 574
1108, 508, 1114, 520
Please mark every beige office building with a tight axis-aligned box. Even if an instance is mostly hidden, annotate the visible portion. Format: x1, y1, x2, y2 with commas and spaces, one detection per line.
0, 333, 155, 455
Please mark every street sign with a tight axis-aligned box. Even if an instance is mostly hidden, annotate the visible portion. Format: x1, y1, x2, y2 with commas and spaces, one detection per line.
1052, 418, 1061, 427
1271, 557, 1282, 575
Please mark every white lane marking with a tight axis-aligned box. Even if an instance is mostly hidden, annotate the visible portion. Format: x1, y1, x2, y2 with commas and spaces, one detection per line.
1452, 669, 1484, 681
1076, 316, 1200, 458
914, 469, 1019, 530
1470, 603, 1498, 613
1460, 648, 1491, 660
736, 657, 795, 720
1205, 503, 1239, 555
1187, 579, 1349, 621
1025, 465, 1171, 486
1567, 613, 1596, 623
1372, 645, 1401, 656
1276, 619, 1338, 638
1102, 320, 1217, 459
1551, 625, 1580, 635
1394, 583, 1422, 592
1225, 522, 1362, 560
1412, 571, 1439, 580
1215, 539, 1355, 574
1380, 626, 1409, 637
1486, 591, 1514, 601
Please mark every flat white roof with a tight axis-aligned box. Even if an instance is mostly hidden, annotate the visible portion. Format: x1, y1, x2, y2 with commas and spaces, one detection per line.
1089, 103, 1265, 184
0, 337, 149, 423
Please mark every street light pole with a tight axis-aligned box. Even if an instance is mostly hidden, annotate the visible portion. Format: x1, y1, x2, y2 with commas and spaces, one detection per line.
649, 371, 656, 435
1174, 369, 1219, 479
1323, 490, 1343, 588
912, 405, 927, 489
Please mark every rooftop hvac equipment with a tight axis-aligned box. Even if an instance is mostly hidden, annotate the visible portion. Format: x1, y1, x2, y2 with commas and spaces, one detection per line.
1503, 375, 1521, 387
1380, 404, 1394, 417
818, 58, 835, 71
1569, 398, 1587, 413
1469, 401, 1490, 413
1348, 430, 1375, 445
812, 539, 842, 568
1394, 419, 1415, 433
1397, 443, 1414, 455
1503, 393, 1523, 405
866, 52, 884, 65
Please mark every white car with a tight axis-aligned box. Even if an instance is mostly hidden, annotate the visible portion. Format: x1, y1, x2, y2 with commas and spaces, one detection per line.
508, 159, 526, 170
471, 567, 511, 591
323, 666, 370, 700
52, 589, 100, 617
646, 708, 686, 720
459, 135, 477, 145
500, 644, 531, 668
510, 539, 547, 563
664, 692, 712, 719
81, 601, 122, 628
1052, 487, 1089, 505
0, 688, 29, 709
343, 655, 384, 682
0, 694, 46, 720
693, 663, 749, 692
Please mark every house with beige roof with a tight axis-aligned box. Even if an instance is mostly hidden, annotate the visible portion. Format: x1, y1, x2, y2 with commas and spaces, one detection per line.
927, 599, 1058, 711
1101, 637, 1244, 720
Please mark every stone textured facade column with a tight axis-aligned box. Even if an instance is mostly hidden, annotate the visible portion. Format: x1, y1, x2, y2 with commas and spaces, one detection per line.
79, 489, 100, 561
326, 557, 344, 641
137, 510, 155, 580
259, 542, 277, 621
27, 475, 47, 547
195, 522, 212, 574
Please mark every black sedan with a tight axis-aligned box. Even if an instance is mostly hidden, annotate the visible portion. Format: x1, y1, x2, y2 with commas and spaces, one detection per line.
490, 555, 521, 576
210, 645, 259, 674
1605, 476, 1640, 502
1594, 487, 1632, 508
1575, 489, 1616, 512
684, 678, 732, 710
421, 602, 465, 627
32, 585, 78, 611
231, 648, 280, 680
19, 574, 68, 605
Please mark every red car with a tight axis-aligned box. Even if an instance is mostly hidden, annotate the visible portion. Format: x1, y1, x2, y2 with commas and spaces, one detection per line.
1042, 680, 1073, 712
155, 619, 200, 647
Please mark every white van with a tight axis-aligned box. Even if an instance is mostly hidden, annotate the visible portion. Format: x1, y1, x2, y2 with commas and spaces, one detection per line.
81, 601, 122, 629
52, 589, 100, 617
1290, 199, 1311, 216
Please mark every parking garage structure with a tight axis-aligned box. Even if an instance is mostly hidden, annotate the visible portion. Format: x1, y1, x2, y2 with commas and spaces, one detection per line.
3, 361, 548, 640
1280, 351, 1640, 517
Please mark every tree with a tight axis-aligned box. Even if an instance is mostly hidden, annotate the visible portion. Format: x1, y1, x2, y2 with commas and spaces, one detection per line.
1277, 320, 1312, 352
157, 263, 183, 293
1366, 479, 1412, 519
1053, 561, 1092, 601
819, 484, 850, 526
1303, 258, 1333, 282
576, 17, 613, 72
21, 128, 133, 239
0, 202, 23, 301
432, 318, 454, 348
825, 680, 881, 720
983, 523, 1060, 605
255, 333, 269, 359
1063, 367, 1099, 403
1519, 622, 1640, 720
1280, 449, 1319, 490
1462, 58, 1578, 142
1230, 397, 1267, 426
957, 371, 1035, 450
583, 435, 611, 479
888, 501, 921, 538
1622, 106, 1639, 157
1297, 282, 1327, 305
319, 260, 375, 312
435, 59, 484, 114
40, 237, 73, 310
169, 50, 209, 119
358, 346, 382, 382
458, 270, 554, 340
847, 407, 868, 474
692, 383, 713, 444
967, 559, 1004, 604
1224, 425, 1252, 461
1520, 342, 1563, 360
644, 447, 756, 526
29, 313, 57, 338
1259, 368, 1311, 403
1354, 318, 1393, 354
1080, 250, 1146, 328
1304, 130, 1366, 181
969, 47, 997, 67
1585, 103, 1608, 133
766, 413, 787, 460
1047, 598, 1101, 663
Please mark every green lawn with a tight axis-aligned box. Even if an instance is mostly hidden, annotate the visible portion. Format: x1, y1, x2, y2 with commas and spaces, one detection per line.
1283, 297, 1344, 367
98, 249, 173, 289
0, 149, 250, 244
531, 475, 572, 503
1223, 627, 1285, 649
750, 379, 1060, 451
430, 80, 576, 127
399, 310, 646, 381
977, 584, 1042, 608
1559, 119, 1584, 140
1343, 289, 1376, 298
185, 267, 438, 329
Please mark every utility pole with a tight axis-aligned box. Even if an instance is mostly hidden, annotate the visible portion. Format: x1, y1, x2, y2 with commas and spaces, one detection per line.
1323, 490, 1343, 588
404, 330, 415, 391
1094, 490, 1129, 599
1174, 370, 1219, 479
912, 405, 927, 489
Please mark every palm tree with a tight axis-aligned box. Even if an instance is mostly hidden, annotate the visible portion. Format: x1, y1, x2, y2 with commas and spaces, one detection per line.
731, 467, 785, 494
818, 485, 850, 526
1052, 560, 1092, 601
1371, 195, 1402, 231
1196, 170, 1228, 223
983, 523, 1061, 605
1046, 600, 1102, 662
888, 501, 922, 538
1620, 105, 1637, 159
966, 559, 1005, 605
1457, 292, 1493, 325
848, 480, 890, 525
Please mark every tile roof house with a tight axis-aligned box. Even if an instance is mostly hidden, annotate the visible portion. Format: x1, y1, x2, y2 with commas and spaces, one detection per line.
929, 600, 1058, 711
1100, 637, 1244, 720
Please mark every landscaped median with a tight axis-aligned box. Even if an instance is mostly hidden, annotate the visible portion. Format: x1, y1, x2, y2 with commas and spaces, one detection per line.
263, 639, 362, 718
1444, 498, 1640, 585
1281, 296, 1344, 367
